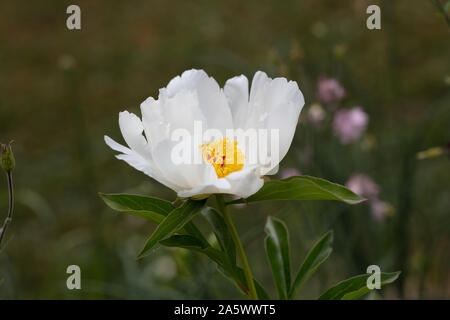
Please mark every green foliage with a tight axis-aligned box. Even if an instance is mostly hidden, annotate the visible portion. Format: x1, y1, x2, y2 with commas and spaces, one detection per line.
202, 207, 236, 265
100, 193, 270, 298
99, 194, 209, 259
319, 272, 401, 300
100, 193, 208, 246
265, 217, 291, 299
99, 193, 174, 224
229, 176, 365, 205
263, 216, 334, 300
227, 267, 271, 300
160, 234, 208, 249
289, 231, 333, 299
262, 215, 398, 300
100, 175, 399, 300
137, 199, 206, 258
159, 208, 270, 299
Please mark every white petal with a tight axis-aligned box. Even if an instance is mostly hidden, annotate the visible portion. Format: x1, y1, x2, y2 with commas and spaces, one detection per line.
224, 166, 264, 198
224, 75, 249, 129
265, 79, 304, 173
104, 135, 131, 154
249, 71, 270, 103
139, 97, 168, 148
177, 166, 264, 199
151, 139, 216, 190
247, 72, 305, 174
158, 89, 207, 135
115, 152, 150, 175
118, 111, 152, 159
177, 178, 232, 198
165, 69, 233, 134
105, 134, 182, 191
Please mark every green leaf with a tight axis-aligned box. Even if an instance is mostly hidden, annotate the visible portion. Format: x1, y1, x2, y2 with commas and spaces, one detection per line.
289, 231, 333, 299
255, 279, 271, 300
160, 234, 228, 268
318, 271, 401, 300
99, 193, 208, 247
160, 234, 208, 249
255, 282, 270, 300
232, 267, 271, 300
183, 221, 210, 248
163, 234, 238, 295
228, 176, 365, 205
161, 233, 269, 299
217, 265, 271, 300
99, 193, 174, 224
201, 207, 236, 264
101, 195, 265, 298
137, 199, 206, 258
160, 235, 233, 282
264, 216, 291, 300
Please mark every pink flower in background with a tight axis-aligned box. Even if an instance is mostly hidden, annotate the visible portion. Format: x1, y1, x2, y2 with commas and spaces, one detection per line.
280, 168, 301, 179
370, 199, 391, 221
333, 107, 368, 144
346, 174, 392, 221
346, 173, 379, 200
317, 76, 345, 104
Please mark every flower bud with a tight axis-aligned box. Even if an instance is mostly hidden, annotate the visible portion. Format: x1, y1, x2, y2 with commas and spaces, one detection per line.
1, 143, 15, 172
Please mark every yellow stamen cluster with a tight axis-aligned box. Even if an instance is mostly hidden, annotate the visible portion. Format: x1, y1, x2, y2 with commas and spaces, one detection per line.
200, 138, 245, 178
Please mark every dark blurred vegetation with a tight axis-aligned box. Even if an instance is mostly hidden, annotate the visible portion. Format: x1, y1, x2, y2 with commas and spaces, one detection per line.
0, 0, 449, 299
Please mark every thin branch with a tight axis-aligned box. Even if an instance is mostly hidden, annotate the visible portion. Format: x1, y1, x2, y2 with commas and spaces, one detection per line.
0, 171, 14, 248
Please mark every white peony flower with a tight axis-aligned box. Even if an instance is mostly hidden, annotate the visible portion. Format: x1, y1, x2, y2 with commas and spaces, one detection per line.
105, 69, 304, 199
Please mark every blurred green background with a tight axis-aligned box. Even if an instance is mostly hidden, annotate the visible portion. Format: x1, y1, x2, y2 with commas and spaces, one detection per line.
0, 0, 449, 299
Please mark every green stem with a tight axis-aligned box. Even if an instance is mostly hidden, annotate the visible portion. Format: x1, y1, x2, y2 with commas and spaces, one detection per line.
0, 171, 14, 248
216, 194, 258, 300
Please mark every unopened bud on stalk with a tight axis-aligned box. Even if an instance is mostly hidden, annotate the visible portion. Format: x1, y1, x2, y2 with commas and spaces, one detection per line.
1, 142, 15, 172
